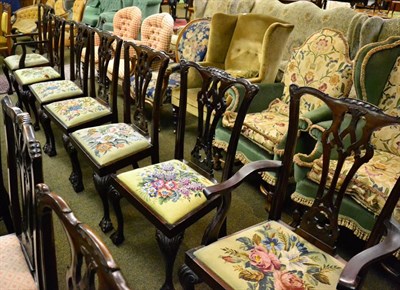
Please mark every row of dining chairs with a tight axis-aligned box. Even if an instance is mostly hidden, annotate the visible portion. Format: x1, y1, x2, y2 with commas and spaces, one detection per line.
3, 4, 400, 290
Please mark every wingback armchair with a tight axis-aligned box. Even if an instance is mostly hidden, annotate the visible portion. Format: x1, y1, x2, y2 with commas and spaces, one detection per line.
171, 12, 294, 118
291, 36, 400, 247
11, 1, 39, 34
81, 0, 122, 27
213, 28, 353, 186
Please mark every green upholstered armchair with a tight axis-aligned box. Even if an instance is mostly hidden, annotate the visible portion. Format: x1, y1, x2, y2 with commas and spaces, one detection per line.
171, 12, 294, 118
213, 29, 353, 185
81, 0, 123, 27
291, 36, 400, 246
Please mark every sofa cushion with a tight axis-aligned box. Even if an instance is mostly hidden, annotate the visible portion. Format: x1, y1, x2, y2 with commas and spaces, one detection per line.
280, 29, 353, 114
116, 159, 213, 224
306, 150, 400, 223
194, 220, 344, 290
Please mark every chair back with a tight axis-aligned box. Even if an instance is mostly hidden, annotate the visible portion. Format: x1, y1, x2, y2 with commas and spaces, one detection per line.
71, 0, 87, 22
90, 28, 123, 123
1, 95, 43, 283
35, 183, 131, 290
48, 14, 67, 79
37, 3, 54, 55
284, 85, 400, 255
177, 60, 259, 181
113, 6, 142, 41
175, 18, 210, 63
69, 20, 92, 96
141, 12, 174, 52
122, 41, 169, 158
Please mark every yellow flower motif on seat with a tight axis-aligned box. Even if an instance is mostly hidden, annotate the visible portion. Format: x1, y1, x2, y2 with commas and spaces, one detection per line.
44, 97, 111, 127
307, 150, 400, 222
29, 80, 83, 103
4, 53, 49, 70
116, 160, 213, 224
194, 220, 344, 290
72, 123, 150, 166
14, 66, 60, 85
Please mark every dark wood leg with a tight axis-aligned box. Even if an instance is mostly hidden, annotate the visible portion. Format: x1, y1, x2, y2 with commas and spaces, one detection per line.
109, 184, 125, 245
291, 204, 304, 228
26, 90, 40, 131
63, 134, 84, 193
172, 105, 178, 133
39, 109, 57, 157
156, 230, 184, 290
12, 79, 28, 112
178, 264, 200, 290
2, 65, 13, 95
93, 173, 114, 234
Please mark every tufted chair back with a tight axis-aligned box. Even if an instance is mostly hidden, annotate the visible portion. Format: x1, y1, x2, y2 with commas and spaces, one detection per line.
113, 6, 142, 41
140, 12, 174, 52
70, 0, 86, 22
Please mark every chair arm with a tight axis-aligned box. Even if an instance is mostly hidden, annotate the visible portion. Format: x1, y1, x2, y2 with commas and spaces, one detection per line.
204, 160, 282, 199
338, 218, 400, 290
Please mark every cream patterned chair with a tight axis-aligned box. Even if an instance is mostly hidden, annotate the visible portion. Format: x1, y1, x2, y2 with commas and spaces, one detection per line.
291, 37, 400, 252
213, 28, 353, 186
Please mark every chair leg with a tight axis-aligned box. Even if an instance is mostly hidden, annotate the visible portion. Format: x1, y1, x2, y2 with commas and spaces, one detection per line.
178, 264, 200, 290
109, 183, 125, 245
93, 173, 114, 234
172, 105, 178, 133
12, 78, 29, 112
63, 134, 84, 192
25, 89, 40, 131
39, 109, 57, 157
156, 229, 184, 290
2, 64, 13, 95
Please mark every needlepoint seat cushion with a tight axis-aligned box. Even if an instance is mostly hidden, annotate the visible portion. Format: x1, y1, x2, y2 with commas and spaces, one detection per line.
4, 54, 49, 70
116, 159, 213, 224
14, 66, 61, 85
193, 220, 344, 290
71, 123, 151, 166
29, 80, 83, 103
44, 97, 111, 127
0, 234, 36, 290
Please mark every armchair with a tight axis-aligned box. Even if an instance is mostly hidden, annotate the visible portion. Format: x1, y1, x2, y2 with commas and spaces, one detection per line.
0, 2, 12, 56
171, 13, 294, 118
64, 0, 87, 46
11, 1, 39, 34
82, 0, 122, 27
213, 28, 353, 186
291, 37, 400, 250
179, 84, 400, 290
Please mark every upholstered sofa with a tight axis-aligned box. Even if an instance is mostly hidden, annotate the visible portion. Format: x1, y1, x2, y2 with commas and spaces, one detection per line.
193, 0, 400, 72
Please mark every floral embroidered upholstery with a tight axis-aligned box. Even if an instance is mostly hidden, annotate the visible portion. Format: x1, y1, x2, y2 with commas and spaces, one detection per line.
4, 53, 49, 70
44, 97, 111, 127
72, 123, 151, 166
29, 80, 83, 104
116, 160, 213, 224
0, 234, 36, 290
194, 220, 344, 290
304, 150, 400, 223
222, 29, 353, 155
14, 66, 61, 86
175, 18, 210, 62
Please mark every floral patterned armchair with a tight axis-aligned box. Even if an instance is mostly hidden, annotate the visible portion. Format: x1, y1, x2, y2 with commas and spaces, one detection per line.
213, 28, 353, 185
291, 36, 400, 246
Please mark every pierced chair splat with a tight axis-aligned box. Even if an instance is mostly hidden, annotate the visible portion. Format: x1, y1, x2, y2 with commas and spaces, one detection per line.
110, 60, 259, 289
179, 84, 400, 290
68, 41, 170, 245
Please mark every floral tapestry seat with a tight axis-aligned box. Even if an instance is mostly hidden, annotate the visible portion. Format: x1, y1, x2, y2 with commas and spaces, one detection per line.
44, 97, 111, 128
116, 159, 213, 224
292, 37, 400, 241
4, 54, 49, 71
194, 220, 344, 289
13, 66, 61, 86
215, 29, 353, 185
29, 80, 83, 104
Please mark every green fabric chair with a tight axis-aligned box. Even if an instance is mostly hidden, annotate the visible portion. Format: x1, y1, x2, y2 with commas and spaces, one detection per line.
291, 36, 400, 244
81, 0, 123, 27
213, 28, 353, 185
